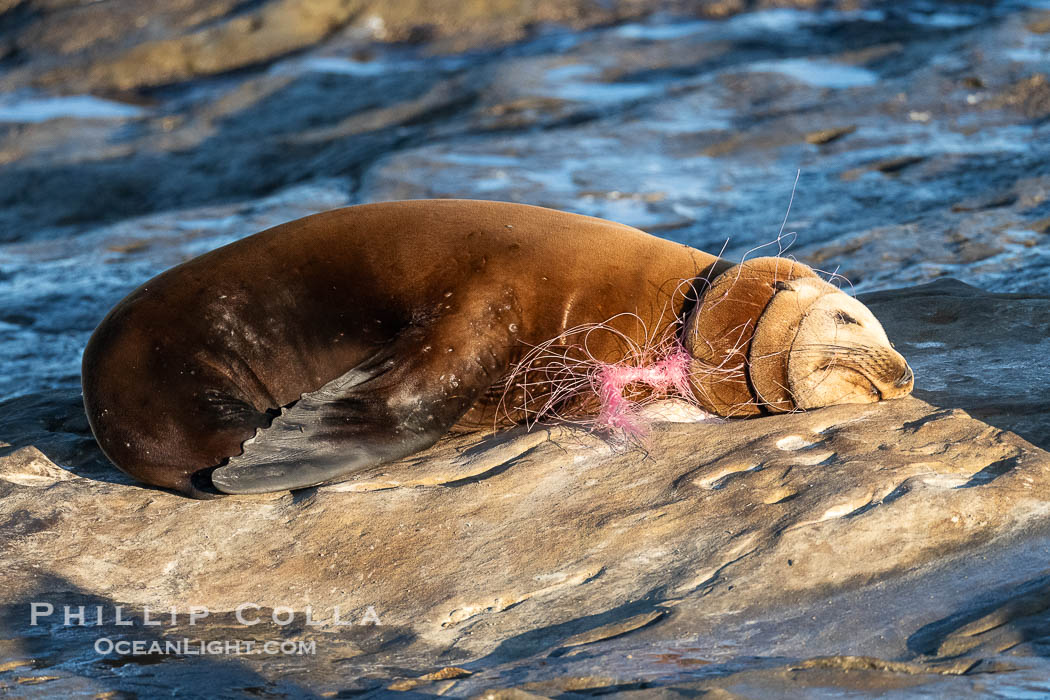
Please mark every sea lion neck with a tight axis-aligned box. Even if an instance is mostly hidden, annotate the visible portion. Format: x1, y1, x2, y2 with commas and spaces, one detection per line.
673, 258, 737, 345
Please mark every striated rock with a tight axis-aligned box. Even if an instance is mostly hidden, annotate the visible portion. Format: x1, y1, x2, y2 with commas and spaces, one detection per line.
0, 445, 76, 487
0, 0, 885, 93
804, 124, 857, 145
2, 282, 1050, 695
986, 73, 1050, 121
0, 0, 720, 93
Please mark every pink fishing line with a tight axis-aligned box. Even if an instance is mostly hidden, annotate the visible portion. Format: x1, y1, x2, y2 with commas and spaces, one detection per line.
592, 344, 694, 438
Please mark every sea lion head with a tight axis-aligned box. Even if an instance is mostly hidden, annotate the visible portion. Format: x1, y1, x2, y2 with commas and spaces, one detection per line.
683, 257, 913, 416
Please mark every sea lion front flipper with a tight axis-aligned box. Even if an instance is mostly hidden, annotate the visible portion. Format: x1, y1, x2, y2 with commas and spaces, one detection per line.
210, 322, 511, 494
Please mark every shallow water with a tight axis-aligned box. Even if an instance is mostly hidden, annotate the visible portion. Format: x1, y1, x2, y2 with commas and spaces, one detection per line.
0, 182, 351, 400
744, 57, 880, 87
0, 93, 148, 123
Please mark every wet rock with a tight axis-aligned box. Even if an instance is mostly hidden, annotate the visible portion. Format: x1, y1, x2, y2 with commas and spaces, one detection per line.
949, 191, 1019, 213
1029, 12, 1050, 35
387, 666, 471, 692
911, 573, 1050, 660
0, 0, 896, 93
0, 0, 706, 93
846, 154, 926, 178
861, 279, 1050, 450
987, 73, 1050, 120
33, 0, 364, 93
804, 124, 856, 145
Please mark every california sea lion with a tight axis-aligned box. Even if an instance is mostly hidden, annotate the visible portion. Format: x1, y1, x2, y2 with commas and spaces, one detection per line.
81, 200, 913, 498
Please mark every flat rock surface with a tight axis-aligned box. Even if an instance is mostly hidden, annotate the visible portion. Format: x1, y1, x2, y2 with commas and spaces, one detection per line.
3, 283, 1050, 697
863, 279, 1050, 451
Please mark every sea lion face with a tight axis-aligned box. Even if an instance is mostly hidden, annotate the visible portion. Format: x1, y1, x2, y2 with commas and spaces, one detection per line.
686, 257, 913, 416
770, 278, 913, 409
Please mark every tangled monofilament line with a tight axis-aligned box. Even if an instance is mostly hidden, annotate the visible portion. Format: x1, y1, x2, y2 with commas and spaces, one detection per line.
593, 343, 694, 438
498, 311, 724, 442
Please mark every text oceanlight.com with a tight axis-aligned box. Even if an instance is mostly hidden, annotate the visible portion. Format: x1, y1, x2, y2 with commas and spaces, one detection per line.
94, 638, 317, 656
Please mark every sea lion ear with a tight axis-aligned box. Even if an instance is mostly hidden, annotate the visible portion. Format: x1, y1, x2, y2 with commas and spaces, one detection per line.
773, 280, 794, 292
684, 257, 819, 416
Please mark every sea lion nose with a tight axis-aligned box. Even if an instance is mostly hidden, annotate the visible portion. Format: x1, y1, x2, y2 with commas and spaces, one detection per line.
894, 365, 914, 389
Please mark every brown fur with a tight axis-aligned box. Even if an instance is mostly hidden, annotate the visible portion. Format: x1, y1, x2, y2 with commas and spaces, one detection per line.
81, 200, 912, 496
